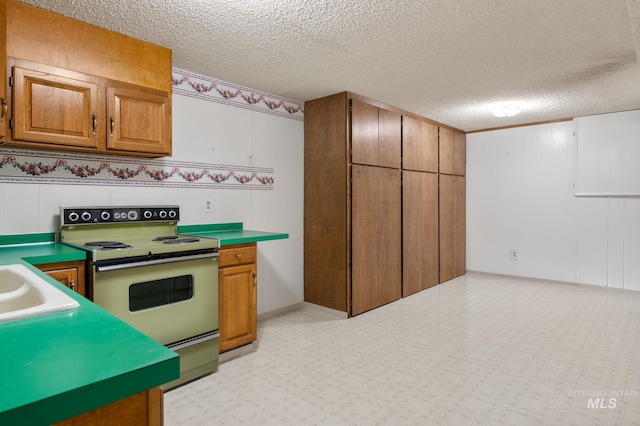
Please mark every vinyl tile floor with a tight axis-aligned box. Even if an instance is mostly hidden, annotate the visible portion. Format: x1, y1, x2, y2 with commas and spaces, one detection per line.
164, 272, 640, 425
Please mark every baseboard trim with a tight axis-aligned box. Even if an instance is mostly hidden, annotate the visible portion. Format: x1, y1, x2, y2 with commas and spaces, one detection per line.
257, 302, 305, 322
466, 270, 639, 294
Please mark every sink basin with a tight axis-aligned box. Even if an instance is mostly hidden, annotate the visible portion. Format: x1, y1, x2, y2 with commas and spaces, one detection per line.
0, 264, 80, 323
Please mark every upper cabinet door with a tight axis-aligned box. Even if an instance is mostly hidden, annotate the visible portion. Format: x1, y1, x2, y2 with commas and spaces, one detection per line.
351, 99, 400, 168
378, 108, 401, 168
439, 127, 466, 176
11, 63, 100, 149
351, 99, 379, 166
402, 116, 438, 172
422, 121, 439, 172
106, 85, 171, 156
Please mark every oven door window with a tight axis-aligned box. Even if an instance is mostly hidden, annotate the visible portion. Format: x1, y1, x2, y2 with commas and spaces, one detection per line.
129, 274, 194, 312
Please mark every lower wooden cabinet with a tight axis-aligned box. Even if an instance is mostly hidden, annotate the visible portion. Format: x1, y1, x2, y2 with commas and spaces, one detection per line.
351, 164, 402, 315
36, 260, 86, 297
218, 243, 257, 353
54, 387, 163, 426
402, 170, 439, 296
439, 175, 466, 282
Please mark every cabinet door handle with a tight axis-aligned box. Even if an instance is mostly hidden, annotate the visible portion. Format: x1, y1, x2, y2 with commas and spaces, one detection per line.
91, 113, 97, 135
109, 116, 115, 136
252, 272, 257, 287
236, 253, 242, 261
70, 279, 76, 291
1, 97, 8, 121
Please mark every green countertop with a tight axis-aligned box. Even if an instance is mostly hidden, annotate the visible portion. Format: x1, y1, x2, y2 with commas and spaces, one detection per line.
178, 222, 289, 246
0, 238, 179, 424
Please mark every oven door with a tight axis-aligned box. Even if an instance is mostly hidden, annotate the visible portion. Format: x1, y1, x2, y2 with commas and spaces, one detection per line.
92, 255, 218, 346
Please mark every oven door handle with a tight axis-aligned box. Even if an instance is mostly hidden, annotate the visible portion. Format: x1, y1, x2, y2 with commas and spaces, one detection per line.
95, 252, 219, 272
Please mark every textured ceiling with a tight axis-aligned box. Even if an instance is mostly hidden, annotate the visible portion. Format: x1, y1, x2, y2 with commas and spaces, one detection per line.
16, 0, 640, 131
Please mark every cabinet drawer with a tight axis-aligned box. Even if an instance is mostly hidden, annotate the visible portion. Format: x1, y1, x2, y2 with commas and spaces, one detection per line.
218, 243, 256, 267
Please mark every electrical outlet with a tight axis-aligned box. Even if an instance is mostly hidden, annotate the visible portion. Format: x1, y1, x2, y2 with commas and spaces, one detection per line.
204, 199, 212, 213
509, 249, 518, 261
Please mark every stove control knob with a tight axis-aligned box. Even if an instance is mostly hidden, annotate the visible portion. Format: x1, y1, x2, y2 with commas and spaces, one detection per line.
159, 210, 167, 219
127, 210, 138, 221
143, 210, 152, 219
68, 212, 79, 222
168, 210, 177, 219
100, 211, 111, 221
81, 211, 92, 222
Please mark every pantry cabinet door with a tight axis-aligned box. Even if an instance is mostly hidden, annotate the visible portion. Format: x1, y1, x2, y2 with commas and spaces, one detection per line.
440, 174, 466, 282
351, 165, 401, 315
403, 170, 439, 296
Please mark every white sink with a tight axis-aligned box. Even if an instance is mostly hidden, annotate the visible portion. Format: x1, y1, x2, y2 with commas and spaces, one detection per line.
0, 264, 80, 323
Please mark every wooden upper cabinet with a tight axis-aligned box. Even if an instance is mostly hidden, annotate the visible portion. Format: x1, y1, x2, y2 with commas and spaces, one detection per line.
351, 99, 378, 166
453, 131, 466, 175
0, 0, 7, 141
402, 116, 438, 172
11, 61, 100, 149
377, 108, 401, 168
106, 84, 171, 155
8, 60, 171, 156
439, 127, 466, 176
4, 0, 172, 157
351, 99, 400, 168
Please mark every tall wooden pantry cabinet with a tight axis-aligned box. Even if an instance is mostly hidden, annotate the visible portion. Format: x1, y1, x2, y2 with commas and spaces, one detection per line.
304, 92, 465, 317
304, 93, 401, 316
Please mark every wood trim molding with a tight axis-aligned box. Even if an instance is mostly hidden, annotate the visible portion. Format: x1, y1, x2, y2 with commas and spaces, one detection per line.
466, 117, 573, 134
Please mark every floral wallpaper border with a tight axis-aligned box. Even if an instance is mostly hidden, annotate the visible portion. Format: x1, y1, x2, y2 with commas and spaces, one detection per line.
0, 149, 274, 190
172, 67, 304, 121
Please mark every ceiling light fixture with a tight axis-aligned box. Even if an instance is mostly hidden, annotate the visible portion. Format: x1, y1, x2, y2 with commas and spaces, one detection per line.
491, 104, 521, 117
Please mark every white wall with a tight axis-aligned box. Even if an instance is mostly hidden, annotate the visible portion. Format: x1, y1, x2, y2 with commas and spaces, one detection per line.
171, 94, 304, 313
467, 120, 640, 291
0, 88, 304, 315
